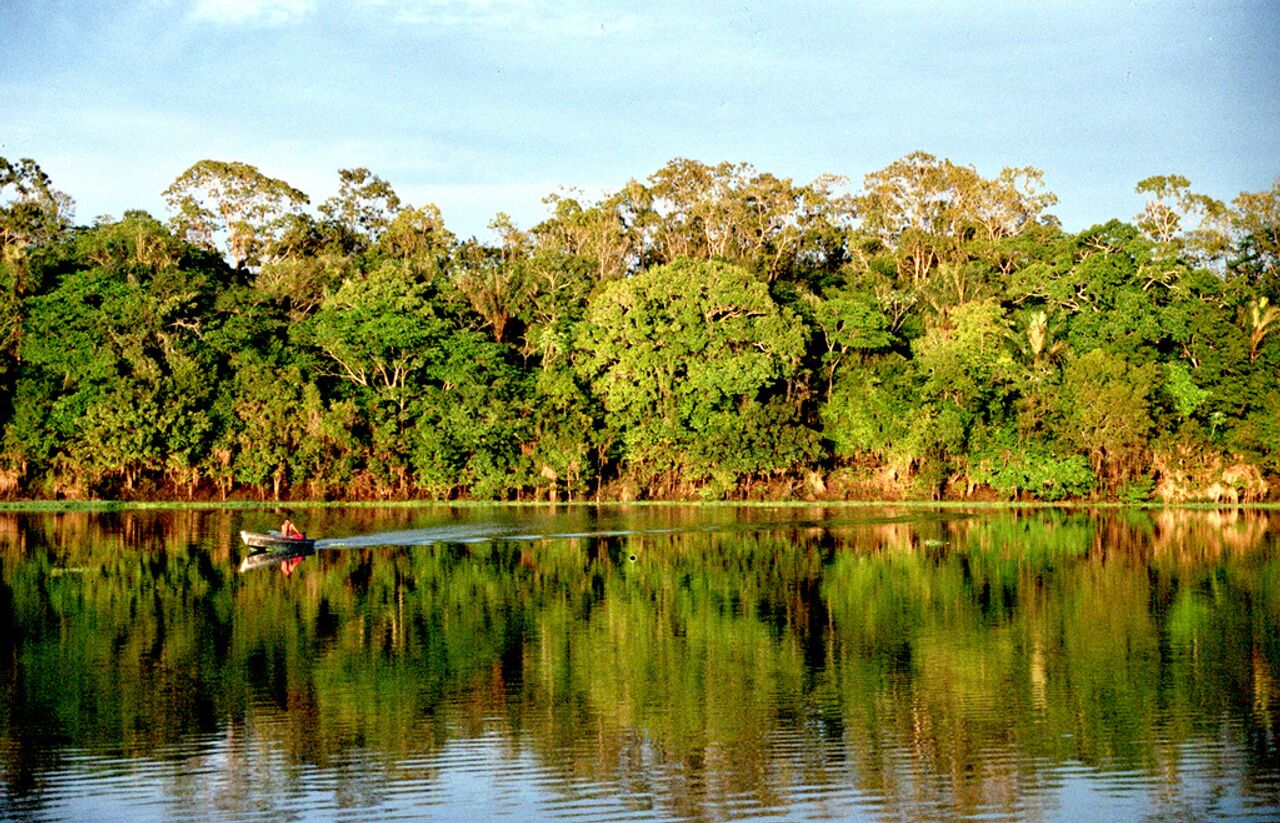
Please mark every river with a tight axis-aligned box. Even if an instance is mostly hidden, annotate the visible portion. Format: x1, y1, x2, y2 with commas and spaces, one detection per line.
1, 504, 1277, 820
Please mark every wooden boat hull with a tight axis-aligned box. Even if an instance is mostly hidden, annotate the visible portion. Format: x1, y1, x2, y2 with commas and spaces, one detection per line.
240, 530, 316, 552
238, 531, 315, 573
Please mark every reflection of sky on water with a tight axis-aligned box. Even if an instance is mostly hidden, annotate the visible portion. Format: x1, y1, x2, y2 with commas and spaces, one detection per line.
19, 731, 1271, 822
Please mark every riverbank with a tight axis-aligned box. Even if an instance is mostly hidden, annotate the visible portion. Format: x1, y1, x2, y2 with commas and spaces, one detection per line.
4, 497, 1280, 513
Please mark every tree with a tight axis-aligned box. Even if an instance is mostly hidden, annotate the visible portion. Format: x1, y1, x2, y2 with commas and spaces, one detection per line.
163, 160, 309, 270
1010, 222, 1166, 358
808, 286, 895, 394
1, 159, 74, 417
310, 262, 523, 495
62, 377, 166, 492
1157, 273, 1251, 429
576, 259, 812, 489
912, 299, 1018, 413
318, 167, 402, 248
1056, 350, 1159, 491
1012, 309, 1066, 378
1231, 178, 1280, 289
855, 152, 1056, 290
254, 250, 355, 321
821, 355, 915, 463
534, 187, 645, 281
0, 261, 21, 426
375, 204, 455, 276
1134, 175, 1230, 264
311, 264, 446, 414
516, 249, 595, 364
7, 213, 227, 494
455, 218, 532, 344
970, 166, 1058, 242
1243, 297, 1280, 363
0, 156, 74, 256
642, 158, 852, 283
229, 356, 311, 500
408, 331, 530, 498
523, 365, 599, 500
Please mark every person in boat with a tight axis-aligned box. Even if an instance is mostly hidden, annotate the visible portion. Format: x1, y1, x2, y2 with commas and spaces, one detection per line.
280, 518, 305, 540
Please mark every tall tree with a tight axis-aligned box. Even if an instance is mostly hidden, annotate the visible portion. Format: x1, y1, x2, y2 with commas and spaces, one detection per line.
455, 222, 531, 345
1231, 178, 1280, 290
163, 160, 309, 270
643, 158, 852, 282
1134, 174, 1230, 264
319, 167, 402, 248
855, 152, 1056, 291
534, 189, 643, 281
0, 156, 75, 256
375, 204, 455, 276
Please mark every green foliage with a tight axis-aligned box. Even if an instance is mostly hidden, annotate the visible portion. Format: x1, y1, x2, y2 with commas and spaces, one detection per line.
902, 402, 970, 495
228, 357, 312, 498
7, 214, 230, 494
0, 155, 74, 254
913, 299, 1018, 410
163, 159, 309, 270
318, 167, 402, 247
1227, 391, 1280, 472
311, 263, 447, 398
408, 331, 530, 498
1163, 361, 1210, 420
810, 286, 895, 391
821, 358, 915, 459
970, 431, 1096, 500
1056, 350, 1160, 490
2, 154, 1280, 501
576, 259, 812, 488
524, 365, 600, 500
1117, 476, 1157, 504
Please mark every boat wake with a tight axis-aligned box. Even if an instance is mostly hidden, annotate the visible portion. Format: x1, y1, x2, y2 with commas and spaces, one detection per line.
311, 510, 967, 551
314, 523, 685, 550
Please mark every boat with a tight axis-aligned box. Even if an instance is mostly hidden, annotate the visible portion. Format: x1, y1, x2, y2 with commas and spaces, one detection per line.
238, 530, 316, 573
239, 530, 316, 552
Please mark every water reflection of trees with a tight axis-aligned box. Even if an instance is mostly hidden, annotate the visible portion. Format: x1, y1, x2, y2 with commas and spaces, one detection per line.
0, 508, 1277, 819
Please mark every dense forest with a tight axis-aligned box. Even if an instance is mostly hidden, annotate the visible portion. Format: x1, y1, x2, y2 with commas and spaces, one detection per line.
0, 153, 1278, 502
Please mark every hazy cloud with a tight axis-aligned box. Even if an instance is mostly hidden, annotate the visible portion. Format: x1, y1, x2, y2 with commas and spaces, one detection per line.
188, 0, 315, 26
358, 0, 641, 38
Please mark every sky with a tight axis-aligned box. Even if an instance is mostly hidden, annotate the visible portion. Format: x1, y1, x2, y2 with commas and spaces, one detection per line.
2, 0, 1278, 240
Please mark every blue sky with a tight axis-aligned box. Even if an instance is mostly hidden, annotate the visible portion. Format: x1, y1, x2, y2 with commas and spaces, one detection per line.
2, 0, 1277, 239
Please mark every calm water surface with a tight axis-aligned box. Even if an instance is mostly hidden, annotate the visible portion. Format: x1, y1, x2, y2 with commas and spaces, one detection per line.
0, 505, 1277, 821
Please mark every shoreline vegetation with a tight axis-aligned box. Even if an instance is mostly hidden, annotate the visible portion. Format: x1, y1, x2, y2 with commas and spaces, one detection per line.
2, 154, 1279, 505
4, 499, 1280, 515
